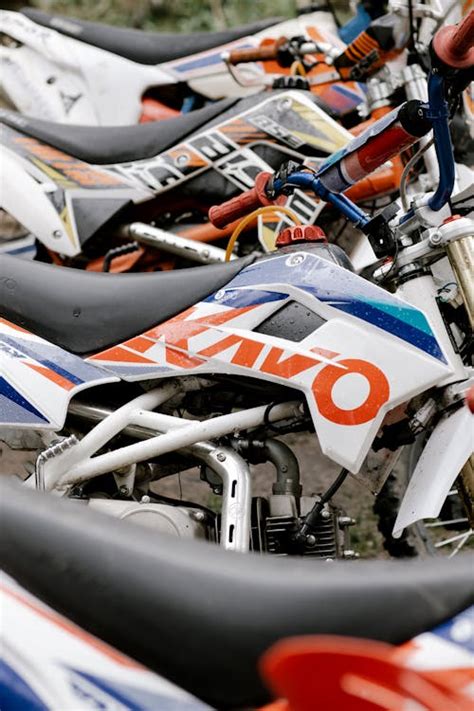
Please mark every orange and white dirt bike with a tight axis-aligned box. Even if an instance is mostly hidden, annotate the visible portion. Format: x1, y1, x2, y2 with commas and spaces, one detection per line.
1, 482, 473, 710
0, 88, 403, 272
0, 6, 344, 125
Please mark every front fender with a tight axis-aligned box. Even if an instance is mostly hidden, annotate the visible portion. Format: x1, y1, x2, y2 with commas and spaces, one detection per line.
393, 406, 474, 538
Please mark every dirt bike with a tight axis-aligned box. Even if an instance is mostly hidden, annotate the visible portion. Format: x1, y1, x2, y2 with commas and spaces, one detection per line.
0, 6, 342, 125
1, 1, 469, 275
1, 11, 472, 558
0, 87, 395, 272
205, 8, 474, 556
1, 480, 473, 709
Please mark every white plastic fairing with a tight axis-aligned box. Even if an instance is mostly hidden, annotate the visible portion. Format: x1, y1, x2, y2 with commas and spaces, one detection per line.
393, 406, 474, 538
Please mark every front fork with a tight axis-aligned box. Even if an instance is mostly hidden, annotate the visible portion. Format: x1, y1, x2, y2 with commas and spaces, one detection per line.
396, 222, 474, 525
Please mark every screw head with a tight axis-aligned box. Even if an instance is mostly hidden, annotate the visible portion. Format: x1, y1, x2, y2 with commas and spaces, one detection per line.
216, 452, 226, 462
321, 509, 331, 520
278, 97, 292, 112
192, 510, 206, 522
175, 153, 189, 167
305, 534, 317, 546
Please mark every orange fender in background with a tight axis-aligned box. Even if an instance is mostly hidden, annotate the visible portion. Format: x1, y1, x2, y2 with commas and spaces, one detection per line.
259, 636, 473, 711
139, 97, 180, 123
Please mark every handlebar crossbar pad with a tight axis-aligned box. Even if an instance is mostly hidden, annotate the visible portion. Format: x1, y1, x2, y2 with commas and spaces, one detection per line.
318, 100, 431, 194
432, 10, 474, 70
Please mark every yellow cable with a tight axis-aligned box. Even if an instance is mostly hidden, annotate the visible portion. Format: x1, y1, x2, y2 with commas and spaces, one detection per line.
290, 60, 307, 77
225, 205, 301, 261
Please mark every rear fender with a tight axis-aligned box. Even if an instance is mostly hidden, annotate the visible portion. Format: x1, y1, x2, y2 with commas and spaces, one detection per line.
1, 128, 148, 253
0, 10, 94, 122
393, 405, 474, 538
1, 145, 80, 255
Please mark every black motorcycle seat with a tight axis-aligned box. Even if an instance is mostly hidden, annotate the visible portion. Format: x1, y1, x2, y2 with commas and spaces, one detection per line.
1, 480, 472, 710
0, 253, 254, 355
0, 99, 236, 165
21, 8, 282, 66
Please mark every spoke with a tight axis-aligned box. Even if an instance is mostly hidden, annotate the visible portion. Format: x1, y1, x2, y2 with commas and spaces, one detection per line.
434, 530, 474, 548
449, 531, 474, 558
425, 518, 469, 528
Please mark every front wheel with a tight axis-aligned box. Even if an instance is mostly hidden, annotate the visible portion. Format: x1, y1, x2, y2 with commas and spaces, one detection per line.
374, 443, 474, 558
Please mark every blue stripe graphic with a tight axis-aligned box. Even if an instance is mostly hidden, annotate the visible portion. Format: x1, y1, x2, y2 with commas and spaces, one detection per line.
1, 335, 84, 386
0, 377, 48, 423
0, 659, 48, 711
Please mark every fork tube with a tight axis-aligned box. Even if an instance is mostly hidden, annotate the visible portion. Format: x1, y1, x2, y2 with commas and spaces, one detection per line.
446, 236, 474, 329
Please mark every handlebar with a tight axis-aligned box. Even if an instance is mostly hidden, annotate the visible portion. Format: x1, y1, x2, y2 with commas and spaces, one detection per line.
209, 172, 275, 228
432, 9, 474, 70
209, 100, 432, 230
225, 38, 286, 65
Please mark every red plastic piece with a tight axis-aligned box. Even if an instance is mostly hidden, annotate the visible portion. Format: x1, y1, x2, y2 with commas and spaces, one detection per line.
139, 97, 180, 123
443, 214, 463, 224
432, 10, 474, 69
276, 224, 327, 247
208, 172, 273, 229
466, 385, 474, 414
260, 635, 473, 711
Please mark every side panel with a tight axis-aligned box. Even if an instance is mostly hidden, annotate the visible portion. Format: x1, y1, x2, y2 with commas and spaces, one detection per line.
1, 573, 210, 710
0, 319, 117, 429
89, 251, 451, 473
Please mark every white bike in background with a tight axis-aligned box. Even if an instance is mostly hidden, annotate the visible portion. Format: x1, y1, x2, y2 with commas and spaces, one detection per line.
0, 7, 339, 125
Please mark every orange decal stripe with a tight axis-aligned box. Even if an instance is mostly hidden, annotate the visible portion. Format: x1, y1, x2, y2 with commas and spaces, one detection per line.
26, 363, 75, 391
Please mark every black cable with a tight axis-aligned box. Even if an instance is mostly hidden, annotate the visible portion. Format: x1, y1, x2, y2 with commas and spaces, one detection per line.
299, 467, 350, 539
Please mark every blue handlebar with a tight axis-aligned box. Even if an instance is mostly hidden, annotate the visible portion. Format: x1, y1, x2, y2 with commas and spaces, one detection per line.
272, 172, 370, 227
426, 72, 456, 212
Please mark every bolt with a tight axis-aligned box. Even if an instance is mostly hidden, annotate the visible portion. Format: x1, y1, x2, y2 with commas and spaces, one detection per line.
338, 516, 356, 527
430, 230, 443, 246
175, 153, 189, 167
119, 485, 130, 496
191, 510, 206, 522
202, 249, 210, 259
140, 495, 151, 504
212, 486, 222, 495
281, 464, 288, 473
278, 97, 292, 111
305, 534, 317, 547
321, 509, 331, 520
216, 452, 226, 462
52, 230, 62, 239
